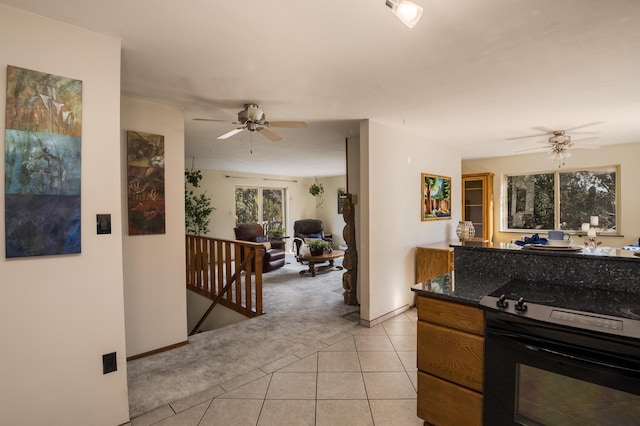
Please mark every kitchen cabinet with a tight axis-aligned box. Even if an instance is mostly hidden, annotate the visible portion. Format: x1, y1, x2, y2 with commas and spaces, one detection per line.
416, 243, 454, 282
462, 173, 494, 242
416, 295, 484, 426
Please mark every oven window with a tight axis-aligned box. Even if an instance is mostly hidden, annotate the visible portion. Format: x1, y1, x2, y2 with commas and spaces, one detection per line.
516, 364, 640, 425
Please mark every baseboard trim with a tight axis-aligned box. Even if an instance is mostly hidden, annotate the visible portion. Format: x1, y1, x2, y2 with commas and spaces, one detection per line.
126, 340, 189, 361
359, 303, 411, 328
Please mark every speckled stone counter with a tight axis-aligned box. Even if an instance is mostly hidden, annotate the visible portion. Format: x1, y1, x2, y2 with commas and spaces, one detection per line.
412, 242, 640, 305
454, 242, 640, 293
411, 273, 507, 306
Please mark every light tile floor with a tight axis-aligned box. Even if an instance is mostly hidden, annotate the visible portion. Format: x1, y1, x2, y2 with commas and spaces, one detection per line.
128, 310, 422, 426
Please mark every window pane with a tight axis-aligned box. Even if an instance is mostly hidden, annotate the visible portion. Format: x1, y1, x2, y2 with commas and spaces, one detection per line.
507, 174, 554, 230
234, 187, 286, 236
262, 189, 284, 235
559, 168, 617, 231
235, 187, 258, 224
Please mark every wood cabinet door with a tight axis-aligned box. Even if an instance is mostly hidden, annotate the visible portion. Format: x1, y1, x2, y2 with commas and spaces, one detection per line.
462, 172, 494, 242
416, 247, 453, 282
417, 321, 484, 392
417, 371, 483, 426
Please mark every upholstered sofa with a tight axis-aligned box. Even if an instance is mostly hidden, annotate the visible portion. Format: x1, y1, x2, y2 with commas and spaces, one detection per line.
234, 223, 285, 272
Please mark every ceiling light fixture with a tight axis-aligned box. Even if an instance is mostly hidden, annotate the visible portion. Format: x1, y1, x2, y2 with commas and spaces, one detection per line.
547, 145, 571, 168
385, 0, 423, 28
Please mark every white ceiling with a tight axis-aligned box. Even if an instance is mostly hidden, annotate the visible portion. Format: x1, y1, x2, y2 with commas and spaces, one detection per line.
4, 0, 640, 177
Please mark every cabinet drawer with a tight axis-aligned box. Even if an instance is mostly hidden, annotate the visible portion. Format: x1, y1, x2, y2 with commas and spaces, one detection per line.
417, 296, 484, 335
417, 371, 482, 426
417, 321, 484, 392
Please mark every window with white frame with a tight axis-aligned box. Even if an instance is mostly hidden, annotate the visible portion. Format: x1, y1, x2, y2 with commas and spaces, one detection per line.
235, 186, 286, 236
505, 166, 618, 233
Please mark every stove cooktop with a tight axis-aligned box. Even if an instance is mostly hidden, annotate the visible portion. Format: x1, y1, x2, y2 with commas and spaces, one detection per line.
480, 279, 640, 338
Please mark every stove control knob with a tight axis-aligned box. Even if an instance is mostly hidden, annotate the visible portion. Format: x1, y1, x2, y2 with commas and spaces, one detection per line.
515, 297, 528, 312
496, 294, 508, 309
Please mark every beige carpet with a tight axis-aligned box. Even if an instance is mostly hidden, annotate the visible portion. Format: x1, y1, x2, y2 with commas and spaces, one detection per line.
127, 254, 360, 418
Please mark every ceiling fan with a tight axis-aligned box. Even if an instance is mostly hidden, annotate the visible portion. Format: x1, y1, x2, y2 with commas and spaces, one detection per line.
193, 104, 307, 142
509, 123, 601, 165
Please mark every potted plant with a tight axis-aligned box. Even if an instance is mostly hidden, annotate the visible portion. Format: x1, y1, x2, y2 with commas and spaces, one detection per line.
307, 239, 331, 256
185, 167, 214, 235
268, 226, 285, 239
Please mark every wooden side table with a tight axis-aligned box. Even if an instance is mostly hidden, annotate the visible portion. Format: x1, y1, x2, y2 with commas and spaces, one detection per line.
298, 249, 345, 277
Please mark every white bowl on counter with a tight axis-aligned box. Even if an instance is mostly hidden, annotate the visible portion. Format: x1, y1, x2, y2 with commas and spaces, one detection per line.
548, 239, 572, 247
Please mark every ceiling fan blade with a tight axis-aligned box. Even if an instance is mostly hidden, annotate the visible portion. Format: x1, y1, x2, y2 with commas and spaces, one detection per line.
572, 136, 599, 143
572, 139, 601, 149
258, 127, 283, 142
267, 120, 308, 128
217, 128, 245, 139
506, 133, 548, 141
565, 121, 604, 132
515, 146, 546, 153
193, 118, 232, 123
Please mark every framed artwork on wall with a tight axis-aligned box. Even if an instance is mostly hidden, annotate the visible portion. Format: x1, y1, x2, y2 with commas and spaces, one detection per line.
421, 173, 451, 221
4, 65, 83, 258
126, 131, 165, 235
337, 187, 346, 214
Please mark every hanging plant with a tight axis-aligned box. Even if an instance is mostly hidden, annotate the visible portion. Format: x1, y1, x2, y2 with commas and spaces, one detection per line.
185, 166, 215, 235
309, 182, 324, 197
309, 181, 325, 207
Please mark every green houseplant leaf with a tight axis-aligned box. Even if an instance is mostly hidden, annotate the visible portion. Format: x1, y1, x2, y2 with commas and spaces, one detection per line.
185, 168, 215, 235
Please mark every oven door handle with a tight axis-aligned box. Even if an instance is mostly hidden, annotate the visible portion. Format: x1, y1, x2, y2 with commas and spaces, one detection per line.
489, 328, 640, 375
525, 345, 640, 375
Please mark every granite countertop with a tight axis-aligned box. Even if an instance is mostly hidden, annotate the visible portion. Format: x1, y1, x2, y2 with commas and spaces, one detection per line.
413, 241, 640, 306
411, 272, 507, 307
452, 241, 640, 260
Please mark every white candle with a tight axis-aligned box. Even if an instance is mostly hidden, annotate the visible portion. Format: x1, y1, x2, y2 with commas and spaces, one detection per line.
587, 228, 596, 238
590, 216, 599, 227
581, 223, 590, 232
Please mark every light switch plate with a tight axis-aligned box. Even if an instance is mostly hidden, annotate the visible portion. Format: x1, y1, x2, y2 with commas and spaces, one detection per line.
97, 214, 111, 234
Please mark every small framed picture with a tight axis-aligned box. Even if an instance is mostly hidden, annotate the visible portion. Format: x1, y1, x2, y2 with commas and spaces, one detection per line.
337, 187, 346, 214
421, 173, 451, 221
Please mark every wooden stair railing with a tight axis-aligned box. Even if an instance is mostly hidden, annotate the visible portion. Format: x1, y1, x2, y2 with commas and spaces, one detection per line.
186, 235, 263, 335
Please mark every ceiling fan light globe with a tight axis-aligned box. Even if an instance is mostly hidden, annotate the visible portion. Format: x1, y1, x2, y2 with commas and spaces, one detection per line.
385, 0, 423, 28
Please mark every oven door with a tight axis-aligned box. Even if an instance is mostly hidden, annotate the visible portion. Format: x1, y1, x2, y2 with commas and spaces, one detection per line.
484, 312, 640, 426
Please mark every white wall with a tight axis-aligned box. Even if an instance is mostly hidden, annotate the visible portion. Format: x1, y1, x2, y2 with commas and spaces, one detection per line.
313, 175, 347, 248
361, 120, 462, 323
0, 6, 129, 425
463, 141, 640, 247
121, 97, 187, 357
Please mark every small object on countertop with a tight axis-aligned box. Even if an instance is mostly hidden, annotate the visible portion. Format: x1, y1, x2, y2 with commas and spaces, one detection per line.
515, 233, 548, 246
635, 252, 640, 257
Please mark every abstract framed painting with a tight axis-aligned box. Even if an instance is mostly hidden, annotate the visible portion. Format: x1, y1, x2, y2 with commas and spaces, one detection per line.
5, 65, 82, 258
421, 173, 451, 221
126, 130, 165, 235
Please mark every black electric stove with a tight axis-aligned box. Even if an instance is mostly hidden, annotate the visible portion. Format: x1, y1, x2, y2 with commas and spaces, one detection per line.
480, 279, 640, 339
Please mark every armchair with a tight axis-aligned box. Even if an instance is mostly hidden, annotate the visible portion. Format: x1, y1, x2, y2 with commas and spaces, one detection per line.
292, 219, 333, 260
234, 223, 285, 272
